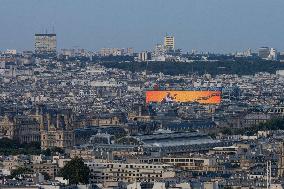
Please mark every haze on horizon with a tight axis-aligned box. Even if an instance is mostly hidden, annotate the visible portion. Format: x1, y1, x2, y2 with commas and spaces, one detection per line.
0, 0, 283, 53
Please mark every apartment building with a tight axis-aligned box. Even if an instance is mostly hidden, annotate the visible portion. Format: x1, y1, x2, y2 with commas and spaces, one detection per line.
85, 161, 175, 184
138, 156, 217, 172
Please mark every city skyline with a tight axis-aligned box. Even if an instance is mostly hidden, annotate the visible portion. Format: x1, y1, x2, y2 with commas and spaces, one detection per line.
0, 0, 284, 53
2, 1, 284, 188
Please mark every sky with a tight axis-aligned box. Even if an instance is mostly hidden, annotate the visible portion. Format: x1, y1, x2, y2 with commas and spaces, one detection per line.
0, 0, 283, 53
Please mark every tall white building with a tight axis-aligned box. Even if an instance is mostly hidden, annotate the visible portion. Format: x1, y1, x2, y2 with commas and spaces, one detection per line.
268, 48, 278, 61
35, 33, 57, 56
152, 44, 166, 61
138, 51, 148, 62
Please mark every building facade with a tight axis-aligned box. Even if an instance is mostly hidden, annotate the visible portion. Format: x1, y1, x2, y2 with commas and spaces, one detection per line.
35, 33, 57, 57
85, 161, 175, 184
164, 35, 175, 50
138, 52, 148, 62
40, 129, 74, 150
258, 47, 270, 59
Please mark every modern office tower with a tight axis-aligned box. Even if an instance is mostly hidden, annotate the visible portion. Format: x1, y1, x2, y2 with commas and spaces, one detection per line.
164, 35, 175, 50
34, 33, 57, 57
258, 47, 270, 59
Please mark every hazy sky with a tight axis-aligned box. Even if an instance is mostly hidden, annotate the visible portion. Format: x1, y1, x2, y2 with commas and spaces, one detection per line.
0, 0, 284, 53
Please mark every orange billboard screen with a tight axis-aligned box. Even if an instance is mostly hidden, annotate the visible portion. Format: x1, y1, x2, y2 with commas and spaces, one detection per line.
146, 91, 221, 104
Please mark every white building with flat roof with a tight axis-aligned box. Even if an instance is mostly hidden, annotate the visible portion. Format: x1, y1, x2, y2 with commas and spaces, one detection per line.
85, 161, 175, 184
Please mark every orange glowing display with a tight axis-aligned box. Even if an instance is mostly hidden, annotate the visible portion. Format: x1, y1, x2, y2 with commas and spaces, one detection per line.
146, 91, 221, 104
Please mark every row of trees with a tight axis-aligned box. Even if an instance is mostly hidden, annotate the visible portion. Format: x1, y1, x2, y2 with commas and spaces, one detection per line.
0, 138, 64, 156
100, 60, 284, 76
0, 138, 41, 155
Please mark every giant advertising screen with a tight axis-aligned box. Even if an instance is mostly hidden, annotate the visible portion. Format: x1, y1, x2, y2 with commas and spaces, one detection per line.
146, 90, 221, 104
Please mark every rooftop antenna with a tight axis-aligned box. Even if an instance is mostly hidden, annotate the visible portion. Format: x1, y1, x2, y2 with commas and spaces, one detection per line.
45, 28, 48, 34
52, 25, 55, 34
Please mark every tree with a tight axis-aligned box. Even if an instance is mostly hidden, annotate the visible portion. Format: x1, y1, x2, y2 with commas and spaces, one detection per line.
42, 148, 51, 156
40, 172, 51, 180
0, 138, 41, 155
100, 60, 284, 76
59, 157, 90, 185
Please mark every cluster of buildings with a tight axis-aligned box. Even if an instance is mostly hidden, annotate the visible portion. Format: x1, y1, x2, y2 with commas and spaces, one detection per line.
1, 33, 284, 188
27, 32, 284, 62
2, 130, 284, 189
258, 47, 278, 61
